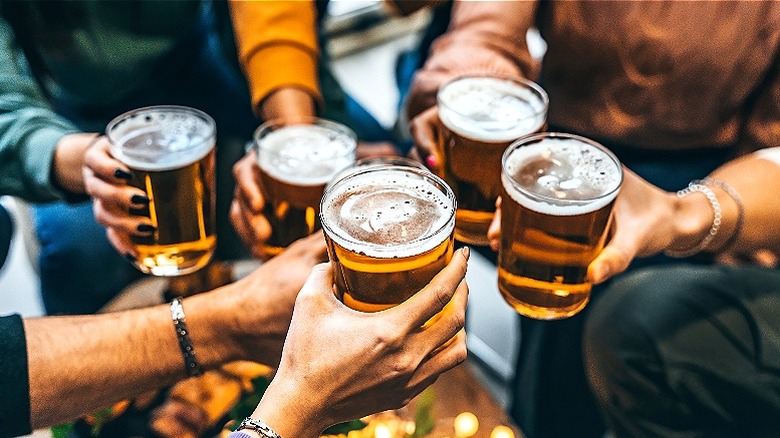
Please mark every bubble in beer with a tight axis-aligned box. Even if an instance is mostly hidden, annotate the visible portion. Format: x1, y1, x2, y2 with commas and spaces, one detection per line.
503, 137, 621, 215
258, 125, 355, 186
322, 169, 454, 257
438, 77, 547, 142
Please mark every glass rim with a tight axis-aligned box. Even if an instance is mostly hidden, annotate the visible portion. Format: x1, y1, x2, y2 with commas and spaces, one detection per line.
320, 165, 457, 256
436, 74, 550, 123
106, 105, 216, 152
253, 116, 358, 156
501, 132, 624, 206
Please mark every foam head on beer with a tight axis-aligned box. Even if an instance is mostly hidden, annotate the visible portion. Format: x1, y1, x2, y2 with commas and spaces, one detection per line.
257, 124, 356, 187
498, 133, 622, 320
438, 76, 547, 143
320, 167, 456, 312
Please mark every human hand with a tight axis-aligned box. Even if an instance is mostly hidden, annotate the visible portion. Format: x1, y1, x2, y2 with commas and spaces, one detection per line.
488, 169, 684, 285
408, 106, 443, 171
230, 150, 272, 258
82, 136, 155, 258
587, 168, 681, 284
251, 247, 470, 437
230, 232, 328, 367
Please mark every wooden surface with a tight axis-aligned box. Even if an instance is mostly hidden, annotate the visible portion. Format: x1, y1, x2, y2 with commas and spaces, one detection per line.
406, 362, 524, 438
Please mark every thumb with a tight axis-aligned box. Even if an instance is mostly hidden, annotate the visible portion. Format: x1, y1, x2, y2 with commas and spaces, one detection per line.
588, 244, 633, 285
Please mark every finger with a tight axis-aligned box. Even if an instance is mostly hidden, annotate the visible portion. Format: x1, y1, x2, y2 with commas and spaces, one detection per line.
488, 196, 502, 251
409, 107, 442, 171
93, 199, 154, 236
406, 330, 467, 391
285, 231, 329, 262
588, 244, 634, 285
85, 172, 149, 212
418, 277, 468, 354
295, 262, 335, 303
233, 151, 265, 213
83, 137, 134, 182
106, 227, 138, 259
393, 246, 470, 329
230, 198, 272, 258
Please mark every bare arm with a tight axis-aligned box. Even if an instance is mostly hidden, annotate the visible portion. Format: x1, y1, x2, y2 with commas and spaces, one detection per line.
24, 233, 327, 429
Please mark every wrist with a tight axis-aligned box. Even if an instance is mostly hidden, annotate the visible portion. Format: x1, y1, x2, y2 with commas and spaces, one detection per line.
251, 377, 324, 438
668, 186, 718, 255
260, 88, 316, 123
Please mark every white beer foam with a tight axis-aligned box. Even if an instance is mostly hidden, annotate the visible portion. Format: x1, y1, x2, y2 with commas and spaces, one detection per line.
258, 125, 356, 186
502, 138, 621, 216
111, 111, 214, 172
439, 77, 546, 142
322, 168, 455, 258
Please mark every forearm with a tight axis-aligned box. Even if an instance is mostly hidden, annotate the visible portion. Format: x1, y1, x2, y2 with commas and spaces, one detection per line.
25, 287, 250, 428
228, 0, 321, 117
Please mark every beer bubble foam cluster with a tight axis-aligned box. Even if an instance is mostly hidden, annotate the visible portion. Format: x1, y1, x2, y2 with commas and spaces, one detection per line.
258, 125, 356, 186
503, 137, 622, 215
439, 77, 546, 142
322, 168, 454, 258
110, 109, 214, 172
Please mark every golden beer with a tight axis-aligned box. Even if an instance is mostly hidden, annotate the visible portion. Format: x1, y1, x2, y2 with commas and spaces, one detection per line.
255, 119, 356, 257
498, 133, 622, 319
320, 166, 456, 312
437, 75, 548, 246
107, 106, 217, 276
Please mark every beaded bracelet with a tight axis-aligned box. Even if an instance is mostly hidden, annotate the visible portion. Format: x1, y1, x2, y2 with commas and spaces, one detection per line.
170, 297, 203, 377
234, 417, 282, 438
701, 178, 745, 252
664, 181, 722, 258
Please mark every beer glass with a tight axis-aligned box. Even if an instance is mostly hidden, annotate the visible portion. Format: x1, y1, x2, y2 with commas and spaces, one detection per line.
437, 75, 548, 246
320, 166, 456, 312
498, 132, 623, 319
254, 117, 356, 257
107, 105, 217, 276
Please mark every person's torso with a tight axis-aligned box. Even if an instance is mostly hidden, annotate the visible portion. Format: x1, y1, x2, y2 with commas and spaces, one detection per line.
538, 1, 780, 150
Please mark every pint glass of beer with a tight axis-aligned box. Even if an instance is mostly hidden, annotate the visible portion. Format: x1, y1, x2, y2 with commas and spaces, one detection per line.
107, 105, 217, 276
320, 166, 456, 312
437, 75, 548, 246
498, 133, 623, 319
254, 118, 356, 257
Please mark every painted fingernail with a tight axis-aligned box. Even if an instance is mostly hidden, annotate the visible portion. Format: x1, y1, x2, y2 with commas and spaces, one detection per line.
114, 169, 132, 180
426, 155, 439, 168
123, 253, 136, 263
130, 194, 150, 205
137, 224, 156, 233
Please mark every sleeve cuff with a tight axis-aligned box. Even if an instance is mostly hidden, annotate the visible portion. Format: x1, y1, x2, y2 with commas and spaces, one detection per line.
18, 126, 77, 202
0, 315, 32, 437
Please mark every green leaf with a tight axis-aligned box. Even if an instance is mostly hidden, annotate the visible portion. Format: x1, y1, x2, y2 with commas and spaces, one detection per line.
410, 387, 436, 438
51, 423, 75, 438
322, 419, 367, 435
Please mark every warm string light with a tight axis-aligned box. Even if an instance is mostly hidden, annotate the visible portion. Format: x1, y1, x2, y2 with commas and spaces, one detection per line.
490, 425, 515, 438
453, 412, 479, 437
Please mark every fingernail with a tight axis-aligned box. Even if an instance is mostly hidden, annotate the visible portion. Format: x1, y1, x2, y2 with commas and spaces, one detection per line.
426, 155, 439, 169
123, 253, 136, 263
137, 224, 156, 233
461, 246, 470, 260
114, 169, 132, 180
130, 194, 150, 205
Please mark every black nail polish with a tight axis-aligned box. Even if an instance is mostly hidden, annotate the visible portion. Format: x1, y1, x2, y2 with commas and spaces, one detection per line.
137, 224, 156, 233
114, 169, 132, 180
131, 194, 150, 205
124, 253, 136, 263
